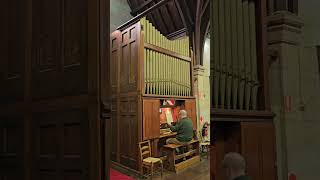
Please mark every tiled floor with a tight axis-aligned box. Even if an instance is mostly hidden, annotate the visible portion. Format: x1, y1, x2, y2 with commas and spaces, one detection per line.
114, 157, 210, 180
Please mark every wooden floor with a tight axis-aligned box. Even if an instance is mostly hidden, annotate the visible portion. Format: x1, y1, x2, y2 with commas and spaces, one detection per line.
113, 157, 210, 180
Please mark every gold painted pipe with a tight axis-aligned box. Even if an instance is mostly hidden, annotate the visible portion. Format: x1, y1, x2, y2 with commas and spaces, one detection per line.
144, 48, 147, 93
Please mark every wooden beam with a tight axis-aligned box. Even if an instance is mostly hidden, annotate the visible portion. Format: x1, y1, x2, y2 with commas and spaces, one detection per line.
117, 0, 170, 31
151, 1, 169, 35
174, 0, 187, 29
181, 0, 194, 25
144, 43, 191, 62
166, 28, 187, 40
131, 0, 153, 15
194, 0, 202, 65
200, 0, 209, 18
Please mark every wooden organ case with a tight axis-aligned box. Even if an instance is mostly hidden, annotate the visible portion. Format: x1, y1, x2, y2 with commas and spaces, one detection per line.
110, 18, 197, 170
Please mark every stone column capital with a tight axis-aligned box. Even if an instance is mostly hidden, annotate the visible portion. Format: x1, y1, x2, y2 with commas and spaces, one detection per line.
267, 11, 304, 45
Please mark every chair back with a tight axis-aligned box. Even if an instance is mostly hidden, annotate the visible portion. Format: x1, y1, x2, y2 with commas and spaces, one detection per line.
138, 140, 151, 162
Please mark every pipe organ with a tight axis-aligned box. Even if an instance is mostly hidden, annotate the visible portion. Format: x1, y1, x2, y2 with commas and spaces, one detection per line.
211, 0, 259, 110
110, 17, 196, 171
141, 18, 192, 96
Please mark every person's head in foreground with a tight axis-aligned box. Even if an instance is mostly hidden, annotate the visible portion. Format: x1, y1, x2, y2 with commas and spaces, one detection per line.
178, 109, 188, 120
222, 152, 250, 180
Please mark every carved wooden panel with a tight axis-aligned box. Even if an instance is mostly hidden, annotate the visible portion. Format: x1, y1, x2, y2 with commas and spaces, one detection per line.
32, 0, 88, 99
62, 0, 88, 95
0, 117, 23, 179
119, 96, 138, 169
120, 23, 140, 93
142, 99, 160, 140
32, 0, 62, 99
111, 31, 121, 95
32, 110, 88, 180
110, 97, 118, 161
0, 0, 24, 103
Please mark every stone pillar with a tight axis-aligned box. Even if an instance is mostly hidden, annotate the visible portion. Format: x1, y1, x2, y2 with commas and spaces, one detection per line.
193, 37, 211, 141
193, 65, 210, 141
268, 11, 320, 180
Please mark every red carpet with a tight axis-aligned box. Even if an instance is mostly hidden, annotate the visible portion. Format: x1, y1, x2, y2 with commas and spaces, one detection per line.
110, 168, 135, 180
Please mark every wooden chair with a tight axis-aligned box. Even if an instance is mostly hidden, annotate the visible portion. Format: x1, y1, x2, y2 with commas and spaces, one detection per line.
138, 140, 163, 179
198, 131, 210, 159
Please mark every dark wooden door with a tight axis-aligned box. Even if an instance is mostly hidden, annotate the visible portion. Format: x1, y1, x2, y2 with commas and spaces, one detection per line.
0, 0, 110, 179
142, 99, 160, 140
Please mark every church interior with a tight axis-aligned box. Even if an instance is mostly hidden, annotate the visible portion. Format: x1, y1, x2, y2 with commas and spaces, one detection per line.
1, 0, 320, 180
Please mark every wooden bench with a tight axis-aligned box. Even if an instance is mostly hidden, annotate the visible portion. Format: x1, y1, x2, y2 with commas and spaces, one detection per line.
162, 139, 200, 173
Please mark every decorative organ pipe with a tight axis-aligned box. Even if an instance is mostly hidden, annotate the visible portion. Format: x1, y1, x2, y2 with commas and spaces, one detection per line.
219, 0, 226, 109
243, 0, 252, 111
231, 0, 239, 110
141, 17, 191, 96
237, 0, 245, 110
249, 0, 258, 110
211, 0, 259, 110
225, 0, 232, 109
212, 0, 220, 108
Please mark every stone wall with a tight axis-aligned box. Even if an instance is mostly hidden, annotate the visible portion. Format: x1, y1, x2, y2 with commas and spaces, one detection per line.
268, 9, 320, 180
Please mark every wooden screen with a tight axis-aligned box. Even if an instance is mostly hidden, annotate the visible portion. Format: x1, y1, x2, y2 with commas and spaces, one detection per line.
0, 0, 109, 179
142, 99, 160, 140
110, 31, 121, 162
0, 0, 25, 104
111, 22, 142, 170
184, 100, 197, 130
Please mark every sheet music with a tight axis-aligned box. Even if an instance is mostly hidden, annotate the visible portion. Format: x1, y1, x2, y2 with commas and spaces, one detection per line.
165, 109, 173, 124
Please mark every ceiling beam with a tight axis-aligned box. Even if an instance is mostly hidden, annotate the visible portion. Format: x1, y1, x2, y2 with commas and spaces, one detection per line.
180, 0, 194, 25
174, 0, 187, 29
200, 0, 209, 18
117, 0, 170, 30
131, 0, 154, 16
166, 28, 187, 40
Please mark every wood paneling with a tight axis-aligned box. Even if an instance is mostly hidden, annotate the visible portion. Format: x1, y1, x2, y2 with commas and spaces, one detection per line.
0, 117, 24, 179
0, 0, 25, 104
0, 0, 110, 179
142, 99, 160, 140
210, 121, 276, 180
31, 0, 88, 100
184, 99, 197, 130
242, 122, 276, 180
119, 96, 139, 170
120, 23, 141, 93
32, 110, 88, 180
